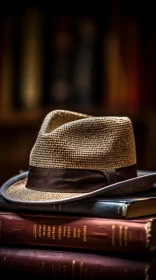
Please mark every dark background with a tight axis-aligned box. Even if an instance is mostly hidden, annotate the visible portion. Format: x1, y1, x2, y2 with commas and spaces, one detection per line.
0, 3, 156, 185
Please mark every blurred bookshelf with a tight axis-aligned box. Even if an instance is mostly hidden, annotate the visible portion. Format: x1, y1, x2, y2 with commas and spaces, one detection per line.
0, 4, 156, 185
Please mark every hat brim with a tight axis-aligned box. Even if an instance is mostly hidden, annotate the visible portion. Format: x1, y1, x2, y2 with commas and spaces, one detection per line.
1, 170, 156, 205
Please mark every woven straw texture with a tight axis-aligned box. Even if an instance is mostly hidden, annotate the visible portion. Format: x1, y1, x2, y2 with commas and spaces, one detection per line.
29, 109, 136, 170
4, 109, 156, 203
6, 174, 155, 201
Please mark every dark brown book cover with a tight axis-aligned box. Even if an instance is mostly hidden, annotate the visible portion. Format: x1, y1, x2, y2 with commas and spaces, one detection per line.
0, 246, 153, 279
0, 211, 156, 253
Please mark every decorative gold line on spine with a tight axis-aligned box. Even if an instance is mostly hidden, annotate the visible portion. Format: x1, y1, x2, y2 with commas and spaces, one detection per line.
39, 224, 42, 237
119, 225, 123, 246
47, 225, 51, 238
145, 264, 150, 280
80, 261, 83, 280
122, 205, 126, 217
111, 224, 115, 245
32, 223, 37, 239
72, 260, 76, 280
145, 221, 152, 248
83, 225, 87, 241
124, 226, 128, 246
52, 226, 56, 240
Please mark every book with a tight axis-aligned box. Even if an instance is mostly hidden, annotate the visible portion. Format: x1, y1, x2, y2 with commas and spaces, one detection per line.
0, 188, 156, 219
0, 211, 156, 253
0, 246, 155, 279
18, 8, 44, 110
72, 16, 97, 105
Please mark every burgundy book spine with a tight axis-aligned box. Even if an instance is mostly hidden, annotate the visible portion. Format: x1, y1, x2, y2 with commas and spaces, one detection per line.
0, 211, 155, 253
0, 247, 150, 279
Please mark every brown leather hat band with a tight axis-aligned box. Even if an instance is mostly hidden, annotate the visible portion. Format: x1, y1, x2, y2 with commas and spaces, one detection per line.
26, 164, 137, 193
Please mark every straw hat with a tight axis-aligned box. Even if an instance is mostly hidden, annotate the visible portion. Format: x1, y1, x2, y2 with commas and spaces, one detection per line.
1, 109, 156, 204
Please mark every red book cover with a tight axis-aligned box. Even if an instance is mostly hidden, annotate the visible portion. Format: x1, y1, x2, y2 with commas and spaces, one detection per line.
0, 246, 154, 279
0, 211, 155, 253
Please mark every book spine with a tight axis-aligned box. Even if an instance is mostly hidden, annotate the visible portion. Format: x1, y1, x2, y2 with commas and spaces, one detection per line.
0, 247, 149, 279
0, 195, 128, 218
0, 212, 152, 253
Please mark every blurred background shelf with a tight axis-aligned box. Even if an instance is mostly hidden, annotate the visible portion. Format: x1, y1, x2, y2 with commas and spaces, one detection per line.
0, 4, 156, 184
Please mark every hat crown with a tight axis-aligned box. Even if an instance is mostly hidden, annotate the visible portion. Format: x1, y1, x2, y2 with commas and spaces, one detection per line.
2, 109, 155, 205
29, 109, 136, 170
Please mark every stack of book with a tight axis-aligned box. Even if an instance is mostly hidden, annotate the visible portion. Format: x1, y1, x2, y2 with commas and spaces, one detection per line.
0, 179, 156, 279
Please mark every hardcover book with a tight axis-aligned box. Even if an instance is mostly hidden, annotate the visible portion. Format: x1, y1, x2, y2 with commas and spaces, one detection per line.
0, 187, 156, 219
0, 211, 156, 253
0, 246, 155, 279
